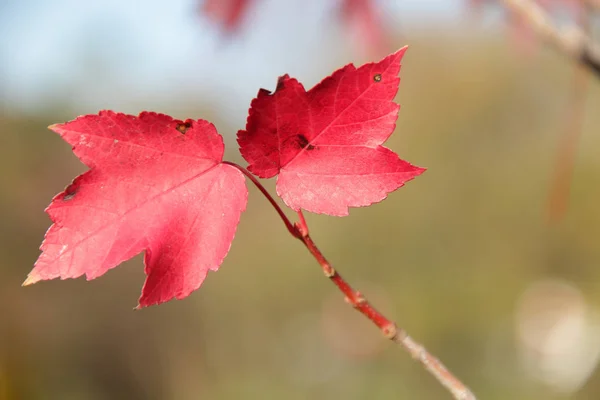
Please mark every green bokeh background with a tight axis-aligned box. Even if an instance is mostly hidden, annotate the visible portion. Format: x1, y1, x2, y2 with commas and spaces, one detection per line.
2, 18, 600, 400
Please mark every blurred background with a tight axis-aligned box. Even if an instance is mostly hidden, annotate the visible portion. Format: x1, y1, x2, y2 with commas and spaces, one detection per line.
2, 0, 600, 399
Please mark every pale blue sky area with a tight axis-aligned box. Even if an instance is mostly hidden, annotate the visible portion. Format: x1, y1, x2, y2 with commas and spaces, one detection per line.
0, 0, 467, 120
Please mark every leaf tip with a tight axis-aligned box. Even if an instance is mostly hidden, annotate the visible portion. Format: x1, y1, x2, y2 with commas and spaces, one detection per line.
22, 274, 40, 287
276, 74, 290, 91
47, 123, 60, 132
391, 45, 408, 64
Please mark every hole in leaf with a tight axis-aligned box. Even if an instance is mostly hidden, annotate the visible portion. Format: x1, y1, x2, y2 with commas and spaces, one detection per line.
373, 74, 382, 82
63, 184, 78, 201
176, 121, 192, 134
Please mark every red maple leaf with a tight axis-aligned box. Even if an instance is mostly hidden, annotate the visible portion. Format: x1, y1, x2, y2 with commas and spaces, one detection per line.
24, 111, 248, 308
200, 0, 388, 56
237, 46, 424, 216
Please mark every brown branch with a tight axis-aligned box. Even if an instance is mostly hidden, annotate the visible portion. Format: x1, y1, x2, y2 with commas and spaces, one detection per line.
501, 0, 600, 78
295, 210, 476, 400
223, 161, 301, 239
226, 161, 476, 399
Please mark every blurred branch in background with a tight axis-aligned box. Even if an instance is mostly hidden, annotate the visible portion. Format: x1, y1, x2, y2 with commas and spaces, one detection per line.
501, 0, 600, 78
586, 0, 600, 9
547, 0, 592, 222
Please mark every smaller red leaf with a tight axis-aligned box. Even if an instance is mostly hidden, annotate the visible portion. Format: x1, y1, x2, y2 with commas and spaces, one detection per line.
238, 47, 424, 216
25, 111, 248, 308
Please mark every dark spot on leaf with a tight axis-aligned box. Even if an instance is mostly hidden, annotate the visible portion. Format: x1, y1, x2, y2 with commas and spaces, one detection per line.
373, 74, 382, 82
63, 184, 78, 201
297, 134, 315, 151
297, 134, 308, 148
176, 121, 192, 134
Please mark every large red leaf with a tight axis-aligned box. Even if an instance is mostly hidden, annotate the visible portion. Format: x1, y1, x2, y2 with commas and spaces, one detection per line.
25, 111, 248, 308
237, 47, 424, 216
